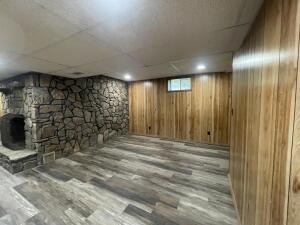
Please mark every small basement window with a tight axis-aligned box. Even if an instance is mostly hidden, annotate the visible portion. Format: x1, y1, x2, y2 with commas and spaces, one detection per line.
168, 77, 191, 91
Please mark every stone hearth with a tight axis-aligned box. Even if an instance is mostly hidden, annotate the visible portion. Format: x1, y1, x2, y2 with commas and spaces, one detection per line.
0, 72, 129, 173
0, 146, 37, 174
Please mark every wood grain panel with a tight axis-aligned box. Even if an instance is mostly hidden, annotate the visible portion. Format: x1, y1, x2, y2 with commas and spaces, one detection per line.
230, 0, 300, 225
129, 73, 231, 145
287, 1, 300, 224
271, 0, 299, 224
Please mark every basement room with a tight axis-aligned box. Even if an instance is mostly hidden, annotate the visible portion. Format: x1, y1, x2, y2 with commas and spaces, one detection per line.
0, 0, 299, 225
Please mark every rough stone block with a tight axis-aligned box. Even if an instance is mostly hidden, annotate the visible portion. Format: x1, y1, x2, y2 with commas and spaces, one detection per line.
73, 117, 85, 125
39, 75, 52, 87
41, 126, 57, 138
32, 88, 51, 104
40, 105, 61, 113
51, 89, 65, 100
71, 85, 81, 93
109, 131, 117, 139
80, 137, 89, 149
74, 142, 80, 152
73, 108, 84, 117
11, 161, 23, 174
97, 134, 104, 145
23, 160, 37, 170
103, 130, 109, 142
64, 108, 73, 117
56, 83, 66, 90
44, 145, 60, 153
84, 111, 91, 122
65, 79, 75, 86
65, 122, 76, 129
89, 135, 97, 146
63, 143, 73, 155
66, 130, 75, 139
50, 137, 59, 145
76, 79, 86, 89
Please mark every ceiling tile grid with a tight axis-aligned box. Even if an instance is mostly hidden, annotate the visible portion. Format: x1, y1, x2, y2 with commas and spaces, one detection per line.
0, 0, 80, 54
0, 0, 264, 81
31, 32, 123, 67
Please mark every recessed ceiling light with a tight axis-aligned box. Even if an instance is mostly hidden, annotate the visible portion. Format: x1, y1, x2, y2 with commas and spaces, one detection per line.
197, 64, 206, 70
124, 73, 131, 80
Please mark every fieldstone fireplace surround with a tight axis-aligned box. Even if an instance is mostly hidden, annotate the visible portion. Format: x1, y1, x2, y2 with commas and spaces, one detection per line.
0, 72, 129, 173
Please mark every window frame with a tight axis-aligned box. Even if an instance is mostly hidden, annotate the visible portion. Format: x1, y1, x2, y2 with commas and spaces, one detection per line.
167, 77, 192, 92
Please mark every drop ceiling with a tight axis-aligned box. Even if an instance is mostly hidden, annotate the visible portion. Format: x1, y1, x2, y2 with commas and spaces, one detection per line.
0, 0, 263, 81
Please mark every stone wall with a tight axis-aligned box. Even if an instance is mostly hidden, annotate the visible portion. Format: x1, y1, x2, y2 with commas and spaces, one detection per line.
0, 73, 129, 164
0, 87, 24, 115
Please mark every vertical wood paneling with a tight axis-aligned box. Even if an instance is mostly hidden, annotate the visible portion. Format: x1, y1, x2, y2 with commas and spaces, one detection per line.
255, 1, 281, 224
287, 1, 300, 224
128, 73, 231, 145
230, 0, 300, 225
271, 0, 299, 223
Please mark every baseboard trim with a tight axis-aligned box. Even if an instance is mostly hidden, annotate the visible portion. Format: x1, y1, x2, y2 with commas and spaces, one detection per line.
228, 174, 242, 225
128, 133, 230, 151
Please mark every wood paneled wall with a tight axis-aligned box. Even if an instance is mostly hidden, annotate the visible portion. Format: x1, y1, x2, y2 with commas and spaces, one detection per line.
230, 0, 300, 225
128, 73, 231, 145
288, 3, 300, 224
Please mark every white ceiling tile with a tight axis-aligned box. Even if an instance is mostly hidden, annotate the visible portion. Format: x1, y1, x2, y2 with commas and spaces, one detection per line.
127, 24, 248, 66
141, 64, 180, 79
229, 24, 252, 50
79, 54, 144, 75
0, 68, 25, 80
32, 33, 123, 67
89, 63, 179, 81
74, 64, 111, 77
33, 0, 249, 32
33, 0, 145, 29
0, 51, 22, 65
171, 53, 233, 74
127, 47, 182, 67
238, 0, 264, 24
0, 0, 80, 54
50, 67, 97, 78
88, 0, 247, 53
8, 56, 68, 73
88, 17, 173, 53
0, 52, 24, 80
118, 63, 179, 81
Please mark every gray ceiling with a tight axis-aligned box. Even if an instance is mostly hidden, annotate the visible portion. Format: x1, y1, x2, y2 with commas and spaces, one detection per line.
0, 0, 263, 81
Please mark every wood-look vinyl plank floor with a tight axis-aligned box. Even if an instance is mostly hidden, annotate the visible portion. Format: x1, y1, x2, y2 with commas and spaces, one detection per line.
0, 135, 237, 225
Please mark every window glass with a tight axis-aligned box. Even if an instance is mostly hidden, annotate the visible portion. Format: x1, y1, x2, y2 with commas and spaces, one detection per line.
180, 78, 191, 90
170, 79, 181, 91
168, 78, 191, 91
